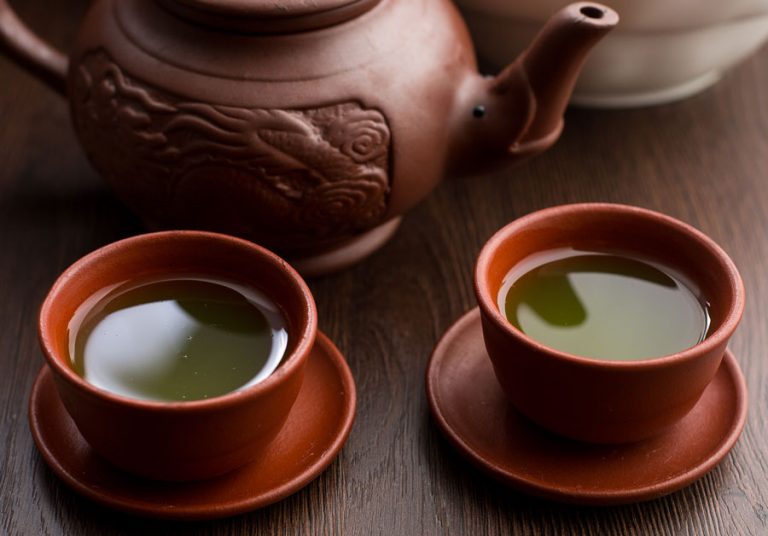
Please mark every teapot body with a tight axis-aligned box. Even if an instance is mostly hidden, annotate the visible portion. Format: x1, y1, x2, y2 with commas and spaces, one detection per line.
2, 0, 617, 273
68, 0, 476, 261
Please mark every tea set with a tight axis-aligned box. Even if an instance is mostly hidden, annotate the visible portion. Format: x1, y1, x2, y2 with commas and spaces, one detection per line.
0, 0, 749, 520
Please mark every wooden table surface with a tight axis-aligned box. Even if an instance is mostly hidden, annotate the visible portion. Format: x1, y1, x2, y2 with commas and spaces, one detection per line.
2, 1, 767, 534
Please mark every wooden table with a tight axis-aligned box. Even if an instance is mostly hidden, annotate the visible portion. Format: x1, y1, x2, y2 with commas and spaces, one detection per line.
2, 1, 767, 534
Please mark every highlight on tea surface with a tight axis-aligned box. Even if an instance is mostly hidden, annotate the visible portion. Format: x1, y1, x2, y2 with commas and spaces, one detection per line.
498, 248, 711, 361
68, 276, 288, 402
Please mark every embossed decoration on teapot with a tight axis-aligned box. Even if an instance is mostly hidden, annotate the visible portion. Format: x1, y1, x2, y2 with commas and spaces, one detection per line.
0, 0, 617, 273
72, 50, 391, 253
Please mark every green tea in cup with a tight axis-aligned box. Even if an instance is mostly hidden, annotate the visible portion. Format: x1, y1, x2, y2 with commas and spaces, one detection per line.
68, 276, 288, 402
498, 248, 711, 361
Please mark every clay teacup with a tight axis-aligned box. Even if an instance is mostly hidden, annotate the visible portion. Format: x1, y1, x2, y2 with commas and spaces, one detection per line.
474, 203, 744, 444
38, 231, 316, 481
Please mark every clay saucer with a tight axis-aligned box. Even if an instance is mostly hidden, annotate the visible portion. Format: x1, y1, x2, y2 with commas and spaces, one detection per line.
29, 331, 355, 520
426, 308, 748, 505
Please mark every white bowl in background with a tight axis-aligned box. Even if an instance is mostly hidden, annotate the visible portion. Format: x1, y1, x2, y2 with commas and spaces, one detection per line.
457, 0, 768, 107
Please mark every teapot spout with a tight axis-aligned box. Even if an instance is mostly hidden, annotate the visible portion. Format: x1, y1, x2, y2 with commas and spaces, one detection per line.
499, 3, 618, 156
449, 3, 617, 173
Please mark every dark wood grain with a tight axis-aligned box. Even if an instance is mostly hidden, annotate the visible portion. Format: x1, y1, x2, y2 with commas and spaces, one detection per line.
2, 1, 767, 534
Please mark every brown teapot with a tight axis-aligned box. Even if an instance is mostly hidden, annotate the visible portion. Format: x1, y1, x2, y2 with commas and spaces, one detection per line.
0, 0, 617, 275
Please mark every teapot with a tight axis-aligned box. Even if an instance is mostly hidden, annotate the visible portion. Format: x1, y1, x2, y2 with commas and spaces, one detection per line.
0, 0, 617, 275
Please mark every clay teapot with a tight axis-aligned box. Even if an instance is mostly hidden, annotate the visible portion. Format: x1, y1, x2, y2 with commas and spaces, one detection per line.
0, 0, 617, 274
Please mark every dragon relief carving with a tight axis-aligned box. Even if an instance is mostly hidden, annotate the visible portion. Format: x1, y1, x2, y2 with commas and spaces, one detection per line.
70, 50, 392, 249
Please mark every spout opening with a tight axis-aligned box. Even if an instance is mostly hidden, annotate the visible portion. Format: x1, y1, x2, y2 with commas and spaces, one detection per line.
580, 6, 604, 19
569, 3, 619, 27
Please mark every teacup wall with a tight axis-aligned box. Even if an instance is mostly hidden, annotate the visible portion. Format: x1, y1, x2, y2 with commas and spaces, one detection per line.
473, 204, 744, 443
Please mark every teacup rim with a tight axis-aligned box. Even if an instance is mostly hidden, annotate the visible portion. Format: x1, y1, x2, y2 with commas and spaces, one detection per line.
38, 230, 317, 412
474, 203, 745, 369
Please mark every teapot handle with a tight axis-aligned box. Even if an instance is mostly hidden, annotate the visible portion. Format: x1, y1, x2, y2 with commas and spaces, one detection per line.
0, 0, 68, 95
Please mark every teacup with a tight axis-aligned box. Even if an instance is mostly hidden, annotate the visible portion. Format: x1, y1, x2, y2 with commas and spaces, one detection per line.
38, 231, 316, 481
474, 203, 744, 443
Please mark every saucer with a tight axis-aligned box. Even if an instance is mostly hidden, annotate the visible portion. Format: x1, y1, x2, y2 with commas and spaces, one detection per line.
29, 331, 356, 520
426, 308, 748, 505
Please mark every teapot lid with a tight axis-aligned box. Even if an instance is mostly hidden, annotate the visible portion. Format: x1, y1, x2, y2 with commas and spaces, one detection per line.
160, 0, 383, 33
